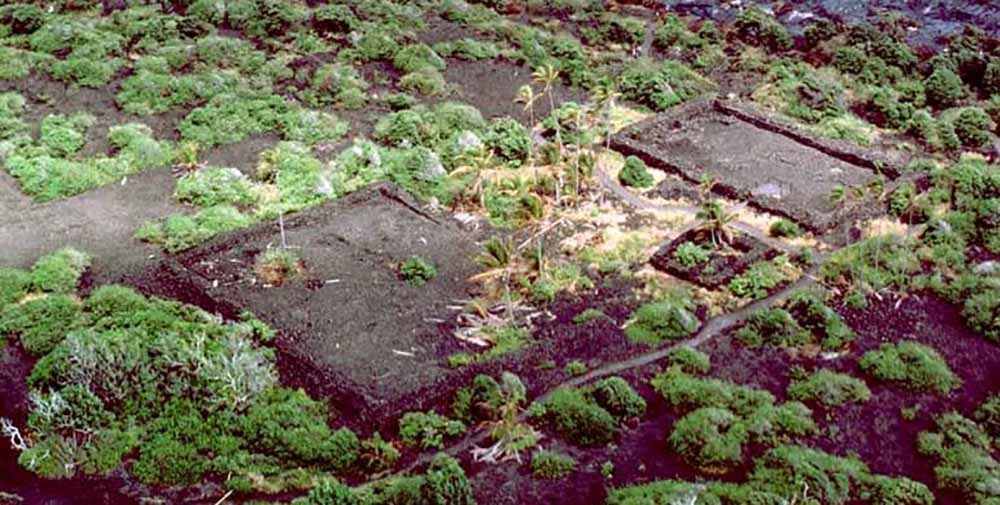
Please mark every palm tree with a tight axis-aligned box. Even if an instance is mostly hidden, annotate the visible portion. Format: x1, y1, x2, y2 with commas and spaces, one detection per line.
696, 199, 737, 248
533, 64, 563, 204
590, 81, 620, 153
532, 64, 563, 162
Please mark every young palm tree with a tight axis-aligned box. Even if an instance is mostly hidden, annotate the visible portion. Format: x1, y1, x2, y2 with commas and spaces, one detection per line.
696, 199, 737, 247
533, 64, 563, 204
590, 81, 620, 153
533, 64, 563, 161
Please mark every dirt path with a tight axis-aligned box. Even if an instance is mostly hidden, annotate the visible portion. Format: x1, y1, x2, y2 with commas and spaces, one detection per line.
0, 168, 185, 278
0, 171, 31, 215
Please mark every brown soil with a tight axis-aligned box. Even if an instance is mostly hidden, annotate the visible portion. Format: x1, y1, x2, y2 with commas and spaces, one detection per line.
132, 184, 487, 424
0, 167, 183, 274
612, 99, 882, 232
444, 57, 587, 123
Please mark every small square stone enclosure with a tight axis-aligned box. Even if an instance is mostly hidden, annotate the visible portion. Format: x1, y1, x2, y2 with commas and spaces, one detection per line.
170, 184, 482, 420
612, 99, 898, 232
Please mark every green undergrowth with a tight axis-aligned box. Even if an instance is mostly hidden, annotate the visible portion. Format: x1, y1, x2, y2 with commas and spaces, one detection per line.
2, 249, 371, 495
607, 444, 933, 505
529, 376, 645, 447
859, 341, 960, 394
0, 94, 174, 201
651, 367, 817, 472
736, 289, 855, 351
918, 410, 1000, 504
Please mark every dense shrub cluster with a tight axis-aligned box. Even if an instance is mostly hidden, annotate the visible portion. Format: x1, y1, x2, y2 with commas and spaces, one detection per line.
652, 368, 816, 471
1, 102, 175, 201
294, 454, 475, 505
618, 59, 716, 111
918, 412, 1000, 504
859, 341, 960, 394
608, 445, 933, 505
530, 377, 644, 447
4, 254, 362, 491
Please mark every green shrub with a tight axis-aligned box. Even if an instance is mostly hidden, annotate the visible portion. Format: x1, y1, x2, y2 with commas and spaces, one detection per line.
360, 433, 400, 473
39, 113, 94, 156
735, 7, 792, 52
564, 360, 588, 375
650, 368, 774, 417
311, 4, 358, 34
174, 167, 257, 208
353, 32, 400, 61
300, 63, 368, 109
918, 413, 1000, 504
925, 66, 965, 108
758, 61, 846, 123
654, 14, 703, 51
787, 369, 871, 407
784, 290, 855, 350
749, 445, 870, 505
0, 294, 80, 355
179, 93, 289, 146
30, 248, 90, 294
531, 450, 577, 479
281, 109, 348, 146
398, 411, 465, 450
769, 219, 801, 238
665, 347, 711, 375
434, 38, 499, 61
399, 68, 448, 96
0, 4, 45, 34
394, 43, 445, 73
484, 117, 531, 166
618, 155, 654, 188
859, 341, 960, 394
953, 107, 992, 148
399, 256, 437, 286
736, 307, 810, 348
588, 13, 645, 47
295, 479, 356, 505
572, 308, 606, 325
240, 388, 359, 471
531, 388, 618, 446
670, 407, 747, 471
422, 454, 475, 505
625, 298, 699, 345
137, 205, 253, 253
729, 258, 788, 300
861, 475, 935, 505
0, 268, 30, 306
618, 59, 715, 112
865, 87, 915, 129
452, 374, 503, 424
587, 377, 646, 420
673, 241, 710, 268
821, 236, 921, 292
975, 394, 1000, 438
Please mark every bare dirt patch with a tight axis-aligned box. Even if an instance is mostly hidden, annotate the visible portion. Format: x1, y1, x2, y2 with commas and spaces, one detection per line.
612, 99, 884, 232
444, 58, 586, 123
0, 167, 183, 275
155, 184, 485, 423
